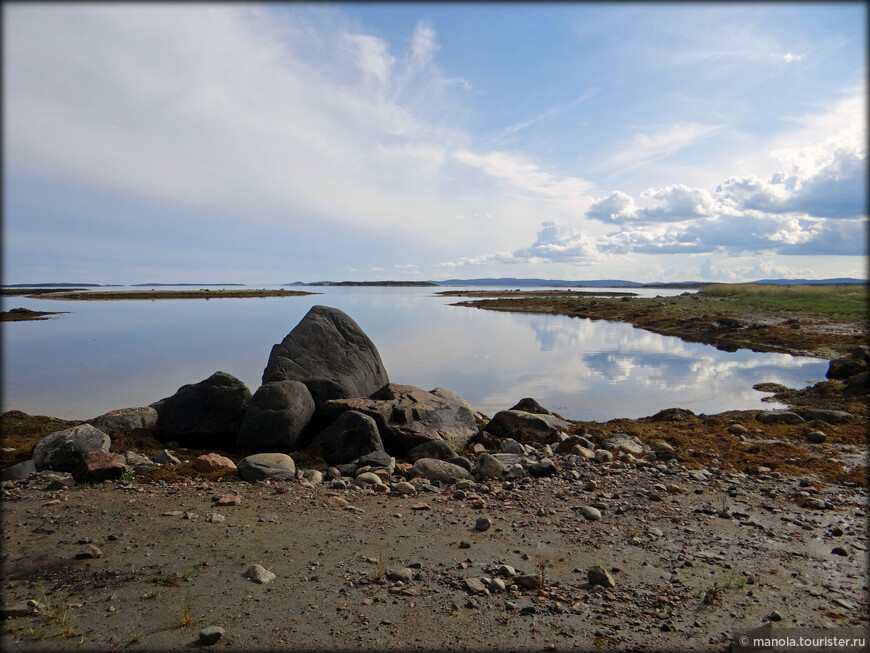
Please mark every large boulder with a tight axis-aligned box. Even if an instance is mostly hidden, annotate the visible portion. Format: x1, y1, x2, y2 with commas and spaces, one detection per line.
484, 410, 570, 445
237, 381, 315, 453
261, 306, 389, 408
88, 407, 158, 434
33, 424, 111, 473
308, 410, 384, 466
237, 453, 296, 482
410, 458, 473, 484
318, 384, 480, 456
156, 372, 252, 449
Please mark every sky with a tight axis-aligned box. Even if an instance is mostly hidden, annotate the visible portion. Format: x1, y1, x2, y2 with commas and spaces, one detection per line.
3, 2, 867, 284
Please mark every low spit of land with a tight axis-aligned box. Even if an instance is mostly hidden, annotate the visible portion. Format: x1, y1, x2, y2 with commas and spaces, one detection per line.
444, 283, 867, 361
1, 288, 318, 303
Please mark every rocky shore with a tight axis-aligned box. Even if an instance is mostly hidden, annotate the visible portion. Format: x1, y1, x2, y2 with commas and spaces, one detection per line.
1, 305, 867, 651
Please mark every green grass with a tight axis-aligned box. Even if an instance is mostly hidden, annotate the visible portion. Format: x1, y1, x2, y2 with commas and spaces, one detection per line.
699, 283, 867, 318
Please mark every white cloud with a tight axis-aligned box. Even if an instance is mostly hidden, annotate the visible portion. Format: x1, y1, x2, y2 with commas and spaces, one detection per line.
782, 53, 803, 63
453, 150, 594, 200
3, 5, 470, 245
607, 122, 723, 176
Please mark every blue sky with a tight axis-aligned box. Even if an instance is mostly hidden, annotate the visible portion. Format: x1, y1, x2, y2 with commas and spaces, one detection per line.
3, 3, 866, 284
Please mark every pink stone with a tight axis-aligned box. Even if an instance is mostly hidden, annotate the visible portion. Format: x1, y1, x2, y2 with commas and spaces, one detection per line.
193, 453, 237, 473
73, 451, 126, 482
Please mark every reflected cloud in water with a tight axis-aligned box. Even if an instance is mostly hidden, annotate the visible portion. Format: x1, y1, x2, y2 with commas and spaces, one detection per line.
1, 287, 829, 421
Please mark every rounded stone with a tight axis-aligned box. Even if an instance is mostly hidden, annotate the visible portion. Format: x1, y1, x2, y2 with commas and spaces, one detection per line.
475, 516, 492, 531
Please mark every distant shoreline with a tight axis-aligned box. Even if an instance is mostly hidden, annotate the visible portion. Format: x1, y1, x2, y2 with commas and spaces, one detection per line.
19, 289, 319, 301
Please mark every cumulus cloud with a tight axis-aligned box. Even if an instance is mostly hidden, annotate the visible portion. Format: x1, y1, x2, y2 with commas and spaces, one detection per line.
782, 53, 803, 63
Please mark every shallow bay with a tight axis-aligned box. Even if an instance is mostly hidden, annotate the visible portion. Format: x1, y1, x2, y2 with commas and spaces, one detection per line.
1, 285, 829, 421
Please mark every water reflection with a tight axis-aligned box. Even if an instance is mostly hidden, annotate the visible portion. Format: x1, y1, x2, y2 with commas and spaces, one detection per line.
1, 286, 829, 421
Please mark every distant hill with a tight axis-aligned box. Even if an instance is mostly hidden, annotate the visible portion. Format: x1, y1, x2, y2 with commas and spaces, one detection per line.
432, 278, 645, 287
750, 278, 866, 285
284, 276, 866, 288
304, 281, 437, 287
131, 283, 246, 287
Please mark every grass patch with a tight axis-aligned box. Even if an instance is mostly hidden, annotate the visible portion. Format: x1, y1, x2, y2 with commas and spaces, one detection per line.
700, 283, 868, 319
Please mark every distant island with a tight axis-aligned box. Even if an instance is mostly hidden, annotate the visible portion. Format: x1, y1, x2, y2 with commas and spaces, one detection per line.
291, 281, 438, 287
130, 283, 247, 287
288, 277, 866, 288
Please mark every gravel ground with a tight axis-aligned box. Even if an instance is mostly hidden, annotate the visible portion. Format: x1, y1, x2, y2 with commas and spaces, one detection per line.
2, 446, 867, 652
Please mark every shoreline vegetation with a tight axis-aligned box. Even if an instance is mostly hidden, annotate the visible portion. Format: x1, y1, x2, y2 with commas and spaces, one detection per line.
444, 283, 867, 361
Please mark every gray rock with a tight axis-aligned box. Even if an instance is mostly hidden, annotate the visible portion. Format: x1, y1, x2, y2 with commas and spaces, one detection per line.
237, 381, 315, 453
472, 453, 506, 479
475, 516, 492, 531
463, 578, 487, 594
199, 626, 225, 645
556, 434, 596, 454
1, 459, 36, 482
806, 431, 827, 444
485, 410, 570, 444
594, 450, 614, 464
302, 469, 323, 485
153, 450, 181, 465
514, 575, 542, 590
768, 610, 783, 622
243, 564, 275, 584
393, 481, 417, 495
488, 577, 506, 593
33, 424, 111, 473
237, 453, 296, 482
498, 565, 516, 577
499, 438, 527, 454
529, 459, 557, 477
39, 471, 75, 489
309, 410, 384, 466
580, 506, 602, 521
411, 458, 472, 484
509, 397, 551, 414
387, 568, 414, 583
756, 411, 805, 425
409, 440, 458, 462
357, 450, 394, 473
587, 565, 615, 588
503, 463, 528, 480
156, 371, 252, 449
88, 407, 158, 434
355, 472, 382, 486
319, 384, 479, 455
603, 433, 644, 455
262, 305, 389, 408
490, 453, 536, 468
831, 546, 849, 557
445, 456, 473, 473
124, 452, 153, 466
803, 409, 852, 424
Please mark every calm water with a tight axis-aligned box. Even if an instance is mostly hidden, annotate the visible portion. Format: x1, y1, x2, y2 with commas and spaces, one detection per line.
1, 285, 829, 421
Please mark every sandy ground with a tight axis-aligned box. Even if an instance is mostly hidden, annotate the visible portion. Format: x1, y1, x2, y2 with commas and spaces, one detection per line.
1, 437, 867, 652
